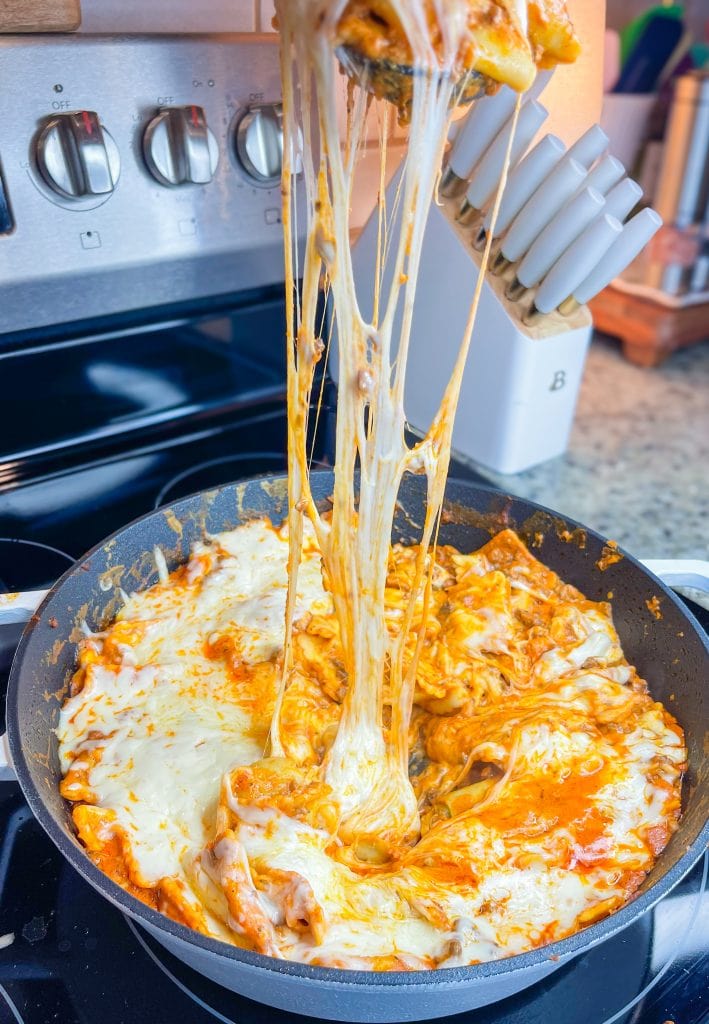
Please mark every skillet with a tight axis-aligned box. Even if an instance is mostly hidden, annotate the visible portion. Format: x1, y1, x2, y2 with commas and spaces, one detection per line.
4, 471, 708, 1022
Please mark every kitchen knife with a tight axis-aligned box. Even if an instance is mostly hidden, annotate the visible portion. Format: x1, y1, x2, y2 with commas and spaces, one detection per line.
565, 124, 609, 170
476, 134, 566, 247
601, 177, 643, 222
458, 100, 548, 222
441, 69, 555, 197
526, 214, 623, 319
573, 154, 625, 198
558, 208, 663, 312
441, 86, 518, 196
493, 157, 587, 271
507, 187, 606, 300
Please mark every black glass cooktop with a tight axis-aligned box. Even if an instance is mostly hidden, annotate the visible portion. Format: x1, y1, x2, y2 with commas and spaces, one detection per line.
0, 305, 707, 1024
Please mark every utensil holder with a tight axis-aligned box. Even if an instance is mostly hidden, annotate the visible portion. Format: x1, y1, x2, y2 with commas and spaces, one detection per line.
346, 189, 593, 475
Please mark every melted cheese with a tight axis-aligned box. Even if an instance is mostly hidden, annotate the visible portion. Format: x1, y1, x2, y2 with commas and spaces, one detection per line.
56, 0, 684, 975
59, 523, 686, 966
58, 521, 328, 906
59, 663, 259, 886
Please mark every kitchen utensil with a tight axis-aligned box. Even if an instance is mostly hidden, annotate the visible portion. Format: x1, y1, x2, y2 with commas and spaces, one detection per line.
3, 472, 708, 1022
565, 124, 609, 170
528, 214, 622, 318
614, 15, 684, 95
441, 69, 553, 198
476, 133, 565, 246
457, 100, 548, 222
653, 71, 709, 295
619, 4, 684, 66
493, 157, 587, 270
601, 177, 643, 222
442, 69, 553, 196
573, 154, 625, 198
350, 180, 595, 474
507, 187, 605, 300
559, 208, 663, 313
441, 85, 518, 196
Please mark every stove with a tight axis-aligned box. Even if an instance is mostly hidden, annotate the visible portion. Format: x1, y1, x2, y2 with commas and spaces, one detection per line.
0, 318, 706, 1024
0, 29, 707, 1024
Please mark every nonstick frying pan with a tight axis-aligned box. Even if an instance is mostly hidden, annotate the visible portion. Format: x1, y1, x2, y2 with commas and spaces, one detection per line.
3, 472, 708, 1022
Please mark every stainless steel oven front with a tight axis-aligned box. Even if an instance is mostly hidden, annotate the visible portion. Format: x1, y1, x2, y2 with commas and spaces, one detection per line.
0, 32, 296, 336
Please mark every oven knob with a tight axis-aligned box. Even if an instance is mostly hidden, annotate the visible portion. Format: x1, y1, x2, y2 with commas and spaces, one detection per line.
35, 111, 120, 199
143, 106, 219, 187
235, 104, 283, 185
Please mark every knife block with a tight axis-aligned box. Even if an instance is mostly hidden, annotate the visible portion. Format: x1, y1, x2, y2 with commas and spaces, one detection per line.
344, 187, 594, 476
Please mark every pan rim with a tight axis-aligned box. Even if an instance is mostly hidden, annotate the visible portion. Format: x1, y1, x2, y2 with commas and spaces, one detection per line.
7, 471, 709, 989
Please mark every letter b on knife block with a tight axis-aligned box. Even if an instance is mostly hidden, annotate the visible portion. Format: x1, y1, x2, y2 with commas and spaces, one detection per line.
345, 188, 594, 475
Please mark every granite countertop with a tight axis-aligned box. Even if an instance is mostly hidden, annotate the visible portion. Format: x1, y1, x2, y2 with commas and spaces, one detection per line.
474, 334, 709, 563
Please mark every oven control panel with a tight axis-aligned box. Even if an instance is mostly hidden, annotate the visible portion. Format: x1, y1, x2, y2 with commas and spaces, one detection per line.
0, 35, 303, 335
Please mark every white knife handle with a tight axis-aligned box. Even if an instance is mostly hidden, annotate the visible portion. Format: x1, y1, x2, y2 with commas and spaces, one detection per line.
484, 134, 565, 236
525, 67, 555, 102
448, 86, 518, 181
517, 187, 605, 288
465, 100, 548, 210
566, 124, 609, 170
573, 208, 663, 305
575, 154, 625, 199
535, 214, 622, 313
501, 157, 587, 262
602, 178, 643, 223
0, 588, 48, 782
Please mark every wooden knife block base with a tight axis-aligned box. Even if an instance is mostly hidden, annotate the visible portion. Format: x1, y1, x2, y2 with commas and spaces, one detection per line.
589, 286, 709, 367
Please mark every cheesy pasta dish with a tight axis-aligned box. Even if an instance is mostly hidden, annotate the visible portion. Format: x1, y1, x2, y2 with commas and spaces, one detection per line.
57, 0, 685, 973
58, 520, 685, 967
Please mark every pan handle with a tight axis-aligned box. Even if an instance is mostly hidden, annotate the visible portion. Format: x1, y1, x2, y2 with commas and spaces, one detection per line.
0, 591, 47, 782
0, 589, 48, 624
641, 559, 709, 595
0, 735, 13, 782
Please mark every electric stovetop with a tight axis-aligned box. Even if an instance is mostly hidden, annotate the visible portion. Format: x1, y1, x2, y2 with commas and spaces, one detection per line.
1, 389, 707, 1024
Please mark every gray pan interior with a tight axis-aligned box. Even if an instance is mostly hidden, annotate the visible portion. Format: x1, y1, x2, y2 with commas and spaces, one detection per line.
6, 472, 709, 1019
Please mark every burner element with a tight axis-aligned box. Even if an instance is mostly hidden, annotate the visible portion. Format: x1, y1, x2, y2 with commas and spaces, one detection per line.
0, 537, 74, 595
0, 539, 74, 728
154, 453, 330, 509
